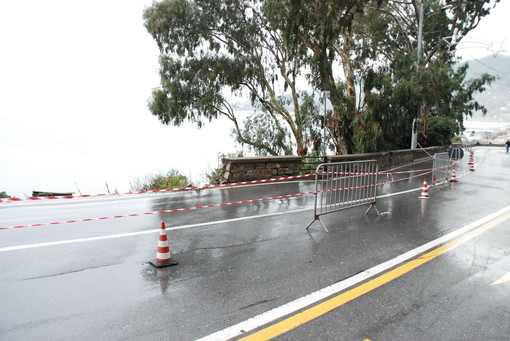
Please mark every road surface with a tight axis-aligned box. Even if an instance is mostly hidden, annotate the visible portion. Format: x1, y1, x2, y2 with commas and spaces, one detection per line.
0, 146, 509, 340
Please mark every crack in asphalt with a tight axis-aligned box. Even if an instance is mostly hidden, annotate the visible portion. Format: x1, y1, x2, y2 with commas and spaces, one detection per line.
239, 297, 279, 311
179, 237, 281, 254
22, 262, 122, 280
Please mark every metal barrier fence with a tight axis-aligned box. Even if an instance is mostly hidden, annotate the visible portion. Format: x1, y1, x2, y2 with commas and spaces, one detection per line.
306, 160, 380, 232
432, 152, 451, 186
448, 146, 464, 175
432, 147, 464, 188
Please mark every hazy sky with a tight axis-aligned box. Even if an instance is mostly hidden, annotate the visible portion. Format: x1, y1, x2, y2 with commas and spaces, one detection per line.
0, 0, 509, 198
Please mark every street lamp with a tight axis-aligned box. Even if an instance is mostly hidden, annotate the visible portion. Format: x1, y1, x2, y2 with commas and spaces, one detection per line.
323, 90, 330, 156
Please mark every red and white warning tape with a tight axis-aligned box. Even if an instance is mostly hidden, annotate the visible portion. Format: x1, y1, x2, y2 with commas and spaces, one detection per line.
0, 191, 316, 230
0, 169, 435, 231
0, 174, 315, 204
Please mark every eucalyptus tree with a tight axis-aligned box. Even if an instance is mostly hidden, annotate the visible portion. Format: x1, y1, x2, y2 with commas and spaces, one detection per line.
143, 0, 319, 156
266, 0, 497, 153
356, 0, 498, 148
265, 0, 379, 154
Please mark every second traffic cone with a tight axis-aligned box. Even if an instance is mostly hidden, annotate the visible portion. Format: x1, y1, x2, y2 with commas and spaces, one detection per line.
149, 222, 178, 268
419, 179, 429, 199
450, 169, 458, 182
469, 157, 475, 171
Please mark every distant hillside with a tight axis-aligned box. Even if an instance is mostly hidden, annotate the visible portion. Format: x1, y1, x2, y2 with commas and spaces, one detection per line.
463, 54, 510, 121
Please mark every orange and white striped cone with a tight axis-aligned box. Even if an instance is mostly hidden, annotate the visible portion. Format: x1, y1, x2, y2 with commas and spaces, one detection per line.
149, 222, 178, 268
418, 179, 430, 199
450, 169, 458, 182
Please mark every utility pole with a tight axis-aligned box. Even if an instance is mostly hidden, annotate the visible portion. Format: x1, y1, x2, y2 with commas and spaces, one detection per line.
323, 90, 330, 156
411, 0, 424, 150
410, 118, 418, 149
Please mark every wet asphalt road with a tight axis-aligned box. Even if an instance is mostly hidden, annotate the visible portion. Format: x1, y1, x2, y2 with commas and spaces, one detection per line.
0, 147, 509, 340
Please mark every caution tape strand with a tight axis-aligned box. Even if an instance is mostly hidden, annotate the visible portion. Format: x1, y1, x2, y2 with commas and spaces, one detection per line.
0, 174, 316, 204
0, 169, 436, 231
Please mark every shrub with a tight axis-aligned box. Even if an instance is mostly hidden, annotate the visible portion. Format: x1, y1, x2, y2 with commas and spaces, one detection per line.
204, 151, 244, 185
130, 169, 189, 192
426, 116, 460, 146
451, 135, 462, 143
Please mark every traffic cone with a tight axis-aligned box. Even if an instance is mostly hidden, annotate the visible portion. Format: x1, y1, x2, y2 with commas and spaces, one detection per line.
419, 179, 430, 199
149, 222, 178, 268
469, 157, 475, 171
450, 169, 458, 182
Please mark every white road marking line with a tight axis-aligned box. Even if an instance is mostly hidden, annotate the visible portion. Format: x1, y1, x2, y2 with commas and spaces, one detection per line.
492, 271, 510, 286
197, 204, 510, 341
0, 208, 311, 252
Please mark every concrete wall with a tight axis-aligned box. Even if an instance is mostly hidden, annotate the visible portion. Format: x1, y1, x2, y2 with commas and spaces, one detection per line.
220, 146, 448, 184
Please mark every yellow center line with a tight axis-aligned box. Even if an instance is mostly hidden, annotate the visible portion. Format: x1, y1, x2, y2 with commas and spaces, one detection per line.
239, 211, 510, 341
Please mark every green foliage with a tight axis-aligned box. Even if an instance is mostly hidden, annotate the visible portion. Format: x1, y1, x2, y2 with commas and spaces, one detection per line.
451, 135, 463, 143
235, 111, 292, 156
353, 59, 418, 153
299, 92, 323, 155
205, 167, 223, 186
425, 116, 460, 146
266, 0, 375, 154
351, 0, 496, 152
130, 169, 189, 192
0, 191, 11, 199
204, 151, 244, 185
143, 0, 499, 156
144, 0, 316, 156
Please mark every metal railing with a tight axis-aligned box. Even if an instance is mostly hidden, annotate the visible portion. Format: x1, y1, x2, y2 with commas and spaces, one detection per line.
432, 152, 451, 186
432, 147, 464, 188
306, 160, 380, 232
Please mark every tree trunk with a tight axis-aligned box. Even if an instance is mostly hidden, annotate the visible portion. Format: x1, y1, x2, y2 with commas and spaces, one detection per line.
335, 36, 357, 154
420, 101, 430, 139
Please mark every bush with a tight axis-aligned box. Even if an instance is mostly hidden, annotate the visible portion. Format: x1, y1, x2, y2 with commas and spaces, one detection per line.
205, 167, 224, 185
130, 169, 189, 192
451, 135, 462, 143
426, 116, 460, 146
204, 151, 244, 185
0, 191, 11, 199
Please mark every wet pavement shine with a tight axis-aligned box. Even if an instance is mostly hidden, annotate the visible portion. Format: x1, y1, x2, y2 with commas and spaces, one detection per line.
0, 146, 509, 340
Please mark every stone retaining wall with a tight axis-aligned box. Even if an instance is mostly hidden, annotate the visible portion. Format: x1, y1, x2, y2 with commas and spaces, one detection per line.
221, 156, 302, 183
220, 146, 448, 184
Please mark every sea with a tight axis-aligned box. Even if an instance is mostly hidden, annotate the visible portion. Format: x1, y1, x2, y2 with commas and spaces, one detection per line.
0, 113, 237, 199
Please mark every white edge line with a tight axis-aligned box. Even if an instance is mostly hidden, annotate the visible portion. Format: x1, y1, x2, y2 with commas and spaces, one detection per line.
0, 208, 312, 253
196, 203, 510, 341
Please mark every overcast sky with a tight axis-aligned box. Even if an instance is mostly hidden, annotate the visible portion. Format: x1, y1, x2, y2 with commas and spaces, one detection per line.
0, 0, 509, 198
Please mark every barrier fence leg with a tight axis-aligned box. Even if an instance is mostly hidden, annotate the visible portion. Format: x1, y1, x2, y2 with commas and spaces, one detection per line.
306, 215, 329, 233
365, 201, 381, 216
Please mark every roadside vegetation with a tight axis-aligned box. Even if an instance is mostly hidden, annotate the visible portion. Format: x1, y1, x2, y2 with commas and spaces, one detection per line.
129, 169, 190, 192
0, 191, 11, 199
204, 151, 244, 185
